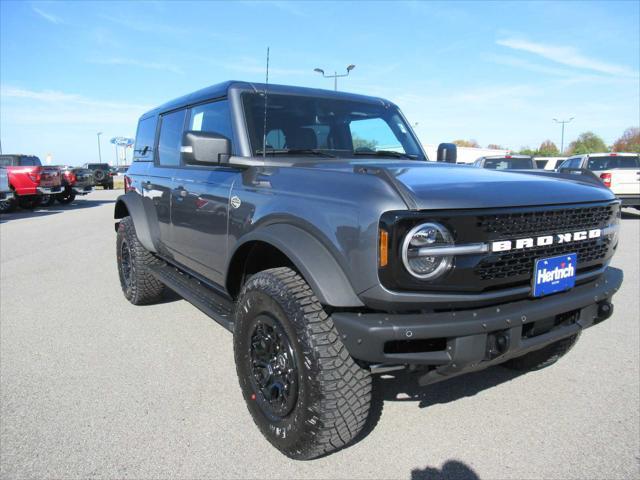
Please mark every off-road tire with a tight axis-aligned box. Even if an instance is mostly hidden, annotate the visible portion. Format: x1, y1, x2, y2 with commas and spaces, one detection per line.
57, 189, 76, 204
234, 267, 372, 460
116, 216, 164, 305
503, 332, 581, 371
41, 194, 56, 207
0, 198, 16, 213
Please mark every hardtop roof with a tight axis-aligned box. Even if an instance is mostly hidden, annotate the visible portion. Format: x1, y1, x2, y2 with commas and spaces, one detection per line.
140, 80, 391, 119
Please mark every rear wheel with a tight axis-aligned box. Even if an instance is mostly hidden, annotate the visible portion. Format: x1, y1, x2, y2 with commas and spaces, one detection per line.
503, 333, 581, 371
234, 267, 372, 460
116, 216, 164, 305
41, 194, 56, 207
57, 188, 76, 204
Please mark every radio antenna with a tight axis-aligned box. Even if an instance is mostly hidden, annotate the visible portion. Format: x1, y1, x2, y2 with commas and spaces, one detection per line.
262, 47, 270, 160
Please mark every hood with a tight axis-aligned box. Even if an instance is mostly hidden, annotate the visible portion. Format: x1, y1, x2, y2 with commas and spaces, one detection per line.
292, 159, 615, 210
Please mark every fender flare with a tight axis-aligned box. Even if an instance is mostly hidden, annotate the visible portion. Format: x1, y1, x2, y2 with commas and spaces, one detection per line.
113, 191, 160, 253
229, 224, 364, 308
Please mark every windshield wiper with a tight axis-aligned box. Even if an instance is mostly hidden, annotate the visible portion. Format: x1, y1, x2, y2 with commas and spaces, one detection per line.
256, 148, 335, 158
353, 150, 418, 159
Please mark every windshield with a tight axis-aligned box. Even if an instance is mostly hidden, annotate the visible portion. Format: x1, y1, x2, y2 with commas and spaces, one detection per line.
0, 155, 41, 166
483, 157, 534, 170
242, 92, 425, 160
587, 155, 639, 170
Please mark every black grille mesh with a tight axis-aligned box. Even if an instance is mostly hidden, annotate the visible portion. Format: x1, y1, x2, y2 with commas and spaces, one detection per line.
475, 238, 611, 280
477, 205, 615, 238
474, 204, 616, 282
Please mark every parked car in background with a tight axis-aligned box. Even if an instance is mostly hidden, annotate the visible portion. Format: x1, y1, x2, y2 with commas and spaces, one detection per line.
472, 154, 535, 170
83, 163, 114, 189
57, 166, 94, 204
559, 153, 640, 209
0, 154, 63, 209
534, 157, 566, 170
0, 166, 15, 213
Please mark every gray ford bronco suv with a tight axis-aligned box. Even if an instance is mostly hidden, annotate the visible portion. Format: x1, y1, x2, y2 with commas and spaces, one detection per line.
115, 81, 623, 459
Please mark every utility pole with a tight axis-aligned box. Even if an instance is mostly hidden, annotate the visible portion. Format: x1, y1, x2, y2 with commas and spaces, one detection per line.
314, 64, 356, 91
553, 118, 574, 154
97, 132, 103, 162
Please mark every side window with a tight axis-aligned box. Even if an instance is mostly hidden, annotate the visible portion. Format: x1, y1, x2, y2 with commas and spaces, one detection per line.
349, 117, 405, 153
134, 116, 158, 161
569, 158, 582, 169
157, 109, 187, 167
189, 100, 233, 144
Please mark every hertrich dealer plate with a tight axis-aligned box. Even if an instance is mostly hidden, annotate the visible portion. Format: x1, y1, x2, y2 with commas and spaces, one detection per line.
533, 253, 577, 297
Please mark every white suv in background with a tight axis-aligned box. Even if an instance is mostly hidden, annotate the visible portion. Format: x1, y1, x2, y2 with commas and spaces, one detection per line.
559, 153, 640, 209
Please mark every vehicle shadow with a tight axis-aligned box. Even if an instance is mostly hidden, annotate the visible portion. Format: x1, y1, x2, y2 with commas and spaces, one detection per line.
0, 199, 115, 223
410, 460, 481, 480
373, 366, 523, 409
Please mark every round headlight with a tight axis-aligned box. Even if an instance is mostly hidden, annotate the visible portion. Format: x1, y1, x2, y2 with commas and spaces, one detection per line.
402, 222, 453, 280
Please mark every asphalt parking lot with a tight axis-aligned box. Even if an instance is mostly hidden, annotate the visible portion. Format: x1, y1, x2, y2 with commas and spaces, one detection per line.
1, 190, 638, 480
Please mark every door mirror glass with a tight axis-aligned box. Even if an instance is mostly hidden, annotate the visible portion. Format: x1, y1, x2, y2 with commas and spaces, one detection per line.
181, 131, 231, 165
437, 143, 457, 163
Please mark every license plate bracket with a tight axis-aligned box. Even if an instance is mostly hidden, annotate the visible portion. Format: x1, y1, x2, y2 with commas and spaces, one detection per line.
532, 253, 577, 297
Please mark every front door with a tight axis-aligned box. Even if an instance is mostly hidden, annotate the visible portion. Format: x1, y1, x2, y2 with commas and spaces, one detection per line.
169, 99, 239, 286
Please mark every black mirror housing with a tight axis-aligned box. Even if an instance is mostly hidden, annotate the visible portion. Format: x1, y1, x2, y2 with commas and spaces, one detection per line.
437, 143, 457, 163
181, 131, 231, 165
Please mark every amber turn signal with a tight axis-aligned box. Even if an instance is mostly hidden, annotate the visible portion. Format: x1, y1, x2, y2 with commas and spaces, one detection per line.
379, 229, 389, 267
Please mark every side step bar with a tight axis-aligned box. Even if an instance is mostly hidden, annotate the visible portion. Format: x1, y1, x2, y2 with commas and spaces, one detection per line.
149, 262, 235, 332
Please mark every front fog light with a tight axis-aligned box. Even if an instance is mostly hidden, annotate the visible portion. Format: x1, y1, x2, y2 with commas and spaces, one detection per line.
402, 222, 453, 280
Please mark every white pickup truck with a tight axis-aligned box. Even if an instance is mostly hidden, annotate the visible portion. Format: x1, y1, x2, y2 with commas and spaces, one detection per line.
559, 153, 640, 209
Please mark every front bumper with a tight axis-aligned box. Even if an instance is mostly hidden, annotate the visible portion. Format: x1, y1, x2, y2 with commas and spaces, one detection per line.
0, 191, 13, 201
332, 267, 623, 383
37, 186, 63, 195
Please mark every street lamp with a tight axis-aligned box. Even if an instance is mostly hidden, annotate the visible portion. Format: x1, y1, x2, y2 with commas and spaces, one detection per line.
314, 64, 356, 91
96, 132, 103, 163
553, 117, 574, 155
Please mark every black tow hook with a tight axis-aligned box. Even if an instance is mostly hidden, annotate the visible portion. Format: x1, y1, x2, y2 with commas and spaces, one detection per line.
595, 301, 614, 324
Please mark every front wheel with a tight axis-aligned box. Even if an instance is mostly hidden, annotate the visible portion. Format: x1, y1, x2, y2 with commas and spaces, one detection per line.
0, 198, 16, 213
234, 267, 372, 460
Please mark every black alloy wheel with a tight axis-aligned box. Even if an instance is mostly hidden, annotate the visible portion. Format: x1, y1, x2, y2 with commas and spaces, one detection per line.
248, 314, 299, 420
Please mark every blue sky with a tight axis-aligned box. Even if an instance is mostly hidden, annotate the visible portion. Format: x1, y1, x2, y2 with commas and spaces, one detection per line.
1, 1, 638, 165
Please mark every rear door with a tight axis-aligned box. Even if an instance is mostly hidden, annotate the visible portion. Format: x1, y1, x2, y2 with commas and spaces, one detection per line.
148, 108, 186, 252
169, 98, 239, 285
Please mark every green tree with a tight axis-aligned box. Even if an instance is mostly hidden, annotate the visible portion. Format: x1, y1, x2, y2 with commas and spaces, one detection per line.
518, 146, 537, 156
612, 127, 640, 153
453, 139, 480, 148
487, 144, 504, 150
352, 134, 378, 151
537, 140, 559, 157
566, 132, 608, 155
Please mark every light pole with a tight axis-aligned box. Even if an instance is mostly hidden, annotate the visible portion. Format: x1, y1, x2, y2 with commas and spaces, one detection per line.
553, 118, 574, 154
96, 132, 103, 163
314, 64, 356, 91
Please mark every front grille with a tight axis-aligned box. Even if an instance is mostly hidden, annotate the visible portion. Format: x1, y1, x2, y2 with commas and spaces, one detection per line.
477, 205, 615, 238
476, 237, 611, 281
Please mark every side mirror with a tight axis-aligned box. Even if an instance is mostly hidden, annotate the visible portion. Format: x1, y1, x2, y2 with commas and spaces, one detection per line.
437, 143, 457, 163
181, 131, 231, 165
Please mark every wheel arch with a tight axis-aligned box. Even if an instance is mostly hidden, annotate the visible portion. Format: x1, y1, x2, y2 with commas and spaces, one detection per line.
226, 224, 363, 308
114, 192, 159, 253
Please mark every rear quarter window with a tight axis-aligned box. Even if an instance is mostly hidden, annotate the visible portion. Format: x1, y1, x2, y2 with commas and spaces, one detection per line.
134, 116, 158, 161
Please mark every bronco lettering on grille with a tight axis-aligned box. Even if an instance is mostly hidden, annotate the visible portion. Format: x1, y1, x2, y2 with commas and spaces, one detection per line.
491, 229, 602, 252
